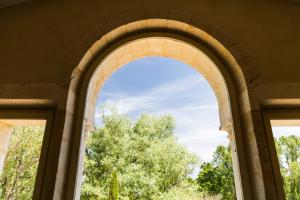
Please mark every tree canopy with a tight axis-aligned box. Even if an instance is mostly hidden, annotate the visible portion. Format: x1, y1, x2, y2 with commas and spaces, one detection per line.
80, 113, 202, 200
196, 134, 300, 200
196, 145, 236, 200
0, 126, 44, 200
275, 135, 300, 200
2, 114, 299, 200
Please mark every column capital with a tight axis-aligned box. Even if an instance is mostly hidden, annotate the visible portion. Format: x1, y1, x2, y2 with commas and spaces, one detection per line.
219, 120, 234, 141
83, 120, 95, 140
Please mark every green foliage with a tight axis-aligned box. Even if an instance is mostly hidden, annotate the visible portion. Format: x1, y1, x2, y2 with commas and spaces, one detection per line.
80, 113, 200, 200
0, 126, 44, 200
109, 171, 119, 200
1, 114, 299, 200
196, 145, 236, 200
195, 134, 300, 200
275, 135, 300, 200
158, 180, 221, 200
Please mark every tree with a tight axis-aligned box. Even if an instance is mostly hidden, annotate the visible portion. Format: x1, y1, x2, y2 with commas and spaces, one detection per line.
109, 171, 119, 200
80, 113, 200, 200
196, 145, 236, 200
0, 126, 44, 200
275, 135, 300, 200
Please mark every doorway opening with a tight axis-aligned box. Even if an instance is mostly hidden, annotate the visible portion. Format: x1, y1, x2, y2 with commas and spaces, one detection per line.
80, 56, 236, 199
0, 110, 53, 199
263, 110, 300, 200
67, 21, 253, 200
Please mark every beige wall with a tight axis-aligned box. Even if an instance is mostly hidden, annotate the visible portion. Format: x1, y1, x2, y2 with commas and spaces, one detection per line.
0, 0, 299, 199
0, 1, 300, 85
1, 0, 300, 108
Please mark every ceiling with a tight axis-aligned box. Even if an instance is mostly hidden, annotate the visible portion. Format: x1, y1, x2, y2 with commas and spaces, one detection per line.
0, 0, 32, 8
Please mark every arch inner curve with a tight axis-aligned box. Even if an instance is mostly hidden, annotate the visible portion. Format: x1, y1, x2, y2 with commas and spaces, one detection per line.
86, 37, 231, 133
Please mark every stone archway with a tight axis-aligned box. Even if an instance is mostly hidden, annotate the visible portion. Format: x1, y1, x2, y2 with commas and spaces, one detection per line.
88, 37, 230, 133
65, 20, 262, 200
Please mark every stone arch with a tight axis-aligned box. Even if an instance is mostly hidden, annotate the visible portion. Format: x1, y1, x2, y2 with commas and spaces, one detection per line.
65, 20, 258, 200
88, 37, 230, 132
73, 19, 248, 131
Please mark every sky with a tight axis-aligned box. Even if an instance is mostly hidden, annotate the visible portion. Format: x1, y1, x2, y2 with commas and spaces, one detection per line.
95, 56, 229, 165
272, 125, 300, 139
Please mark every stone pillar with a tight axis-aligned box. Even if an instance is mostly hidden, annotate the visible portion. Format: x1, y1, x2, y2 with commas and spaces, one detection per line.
73, 121, 94, 200
229, 136, 244, 200
221, 122, 244, 200
0, 121, 12, 172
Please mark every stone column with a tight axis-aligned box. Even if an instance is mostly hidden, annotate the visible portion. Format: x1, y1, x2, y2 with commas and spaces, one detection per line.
221, 122, 244, 200
0, 121, 12, 172
229, 136, 244, 200
73, 121, 94, 200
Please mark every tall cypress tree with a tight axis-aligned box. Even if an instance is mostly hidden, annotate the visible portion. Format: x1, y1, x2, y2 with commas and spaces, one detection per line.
108, 170, 119, 200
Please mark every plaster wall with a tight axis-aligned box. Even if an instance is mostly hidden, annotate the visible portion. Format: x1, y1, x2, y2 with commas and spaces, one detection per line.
0, 1, 299, 199
0, 0, 299, 111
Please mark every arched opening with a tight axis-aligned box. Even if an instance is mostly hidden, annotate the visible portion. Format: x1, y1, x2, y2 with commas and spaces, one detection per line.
80, 36, 245, 199
81, 56, 235, 199
66, 20, 254, 200
86, 37, 231, 134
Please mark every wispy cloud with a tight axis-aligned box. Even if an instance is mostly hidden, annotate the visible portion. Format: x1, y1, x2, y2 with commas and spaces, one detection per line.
97, 75, 213, 113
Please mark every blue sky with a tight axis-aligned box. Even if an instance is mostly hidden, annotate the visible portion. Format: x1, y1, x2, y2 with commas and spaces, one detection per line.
95, 56, 229, 164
